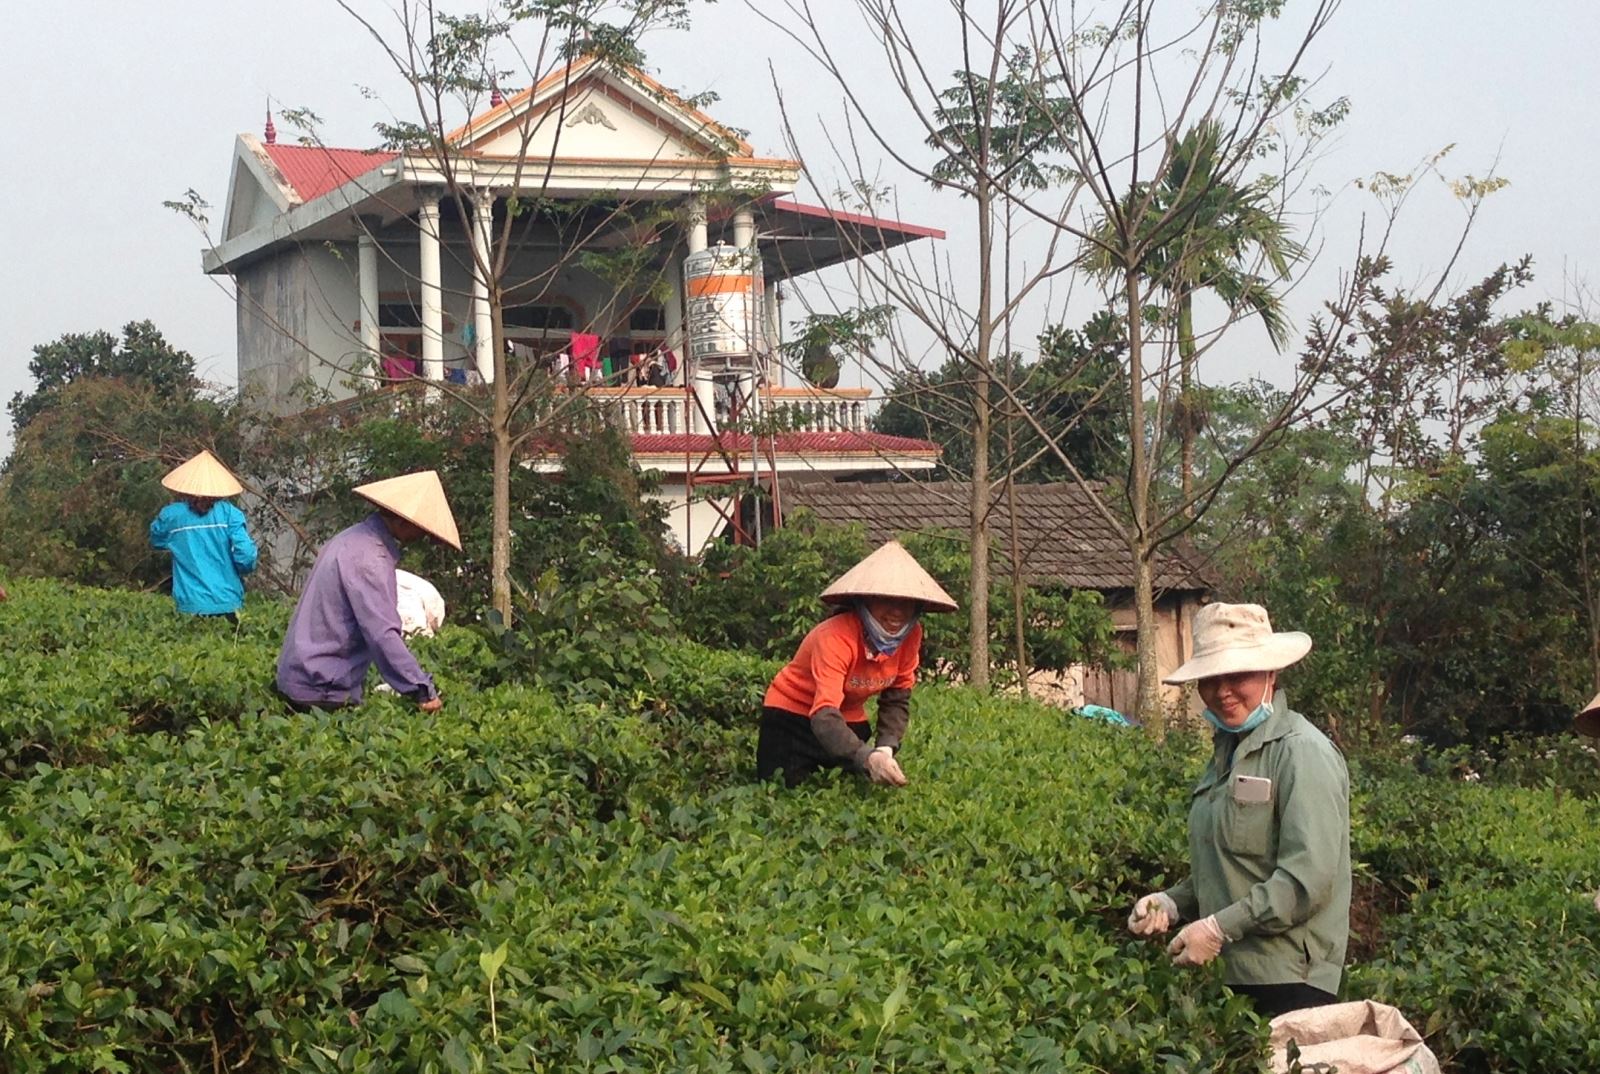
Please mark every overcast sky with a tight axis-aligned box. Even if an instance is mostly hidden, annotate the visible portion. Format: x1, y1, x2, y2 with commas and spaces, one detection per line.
3, 0, 1597, 459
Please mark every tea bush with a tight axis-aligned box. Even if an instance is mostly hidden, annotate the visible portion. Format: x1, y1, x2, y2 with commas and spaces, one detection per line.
1349, 770, 1600, 1072
2, 577, 1599, 1072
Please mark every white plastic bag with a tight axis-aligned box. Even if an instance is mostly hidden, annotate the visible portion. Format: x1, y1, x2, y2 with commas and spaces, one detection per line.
1270, 1000, 1440, 1074
396, 569, 446, 638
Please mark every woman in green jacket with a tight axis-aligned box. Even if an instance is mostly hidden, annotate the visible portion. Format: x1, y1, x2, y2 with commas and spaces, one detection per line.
1126, 603, 1351, 1018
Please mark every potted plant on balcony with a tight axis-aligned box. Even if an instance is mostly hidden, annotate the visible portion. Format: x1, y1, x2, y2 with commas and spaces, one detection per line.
784, 305, 894, 390
801, 340, 842, 389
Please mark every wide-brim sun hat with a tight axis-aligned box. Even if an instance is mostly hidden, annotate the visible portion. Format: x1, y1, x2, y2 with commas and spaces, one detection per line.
820, 540, 958, 613
161, 450, 245, 498
1163, 602, 1312, 684
1575, 692, 1600, 738
353, 470, 462, 551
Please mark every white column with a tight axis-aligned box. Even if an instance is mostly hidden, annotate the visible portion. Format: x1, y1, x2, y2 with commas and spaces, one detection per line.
357, 231, 380, 374
732, 207, 755, 252
664, 259, 684, 355
687, 197, 708, 254
417, 197, 444, 382
471, 193, 495, 383
764, 277, 782, 388
683, 199, 706, 429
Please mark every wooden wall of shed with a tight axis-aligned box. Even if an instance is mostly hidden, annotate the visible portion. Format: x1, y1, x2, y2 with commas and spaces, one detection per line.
1080, 592, 1205, 722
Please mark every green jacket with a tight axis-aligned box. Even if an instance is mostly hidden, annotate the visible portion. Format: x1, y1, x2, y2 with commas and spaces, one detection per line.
1165, 703, 1351, 994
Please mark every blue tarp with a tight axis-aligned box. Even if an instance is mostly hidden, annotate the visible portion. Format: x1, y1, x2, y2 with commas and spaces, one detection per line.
1071, 704, 1138, 728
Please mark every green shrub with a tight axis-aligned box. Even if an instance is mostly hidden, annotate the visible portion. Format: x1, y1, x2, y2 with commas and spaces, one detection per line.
690, 510, 871, 657
478, 536, 677, 702
5, 580, 1600, 1072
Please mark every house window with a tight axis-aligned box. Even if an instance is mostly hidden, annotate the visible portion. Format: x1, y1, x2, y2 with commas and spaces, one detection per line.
503, 304, 576, 333
629, 307, 667, 333
379, 301, 424, 328
628, 305, 668, 354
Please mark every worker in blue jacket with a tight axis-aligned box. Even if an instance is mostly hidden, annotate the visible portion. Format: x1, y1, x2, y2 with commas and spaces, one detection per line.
149, 450, 258, 620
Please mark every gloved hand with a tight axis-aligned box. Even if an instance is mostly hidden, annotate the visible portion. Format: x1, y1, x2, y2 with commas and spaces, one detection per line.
1127, 892, 1179, 936
1168, 915, 1226, 967
863, 747, 907, 787
1593, 890, 1600, 914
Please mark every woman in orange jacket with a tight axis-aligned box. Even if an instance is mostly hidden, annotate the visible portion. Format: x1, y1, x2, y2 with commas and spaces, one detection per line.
757, 541, 958, 787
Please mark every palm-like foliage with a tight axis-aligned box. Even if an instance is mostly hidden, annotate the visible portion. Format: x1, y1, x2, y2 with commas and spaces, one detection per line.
1083, 119, 1304, 505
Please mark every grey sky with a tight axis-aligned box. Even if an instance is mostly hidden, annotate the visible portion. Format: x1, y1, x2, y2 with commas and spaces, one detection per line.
3, 0, 1596, 459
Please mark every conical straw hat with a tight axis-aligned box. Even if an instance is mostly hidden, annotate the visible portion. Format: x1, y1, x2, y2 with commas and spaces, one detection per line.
161, 450, 244, 498
1575, 691, 1600, 738
353, 470, 461, 551
820, 540, 958, 613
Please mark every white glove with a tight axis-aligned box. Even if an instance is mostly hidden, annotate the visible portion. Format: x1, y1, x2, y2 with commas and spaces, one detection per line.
1128, 892, 1179, 936
1593, 890, 1600, 914
1168, 915, 1227, 967
863, 747, 907, 787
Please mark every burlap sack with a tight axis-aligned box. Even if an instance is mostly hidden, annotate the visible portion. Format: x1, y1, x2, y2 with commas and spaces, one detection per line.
1269, 1000, 1441, 1074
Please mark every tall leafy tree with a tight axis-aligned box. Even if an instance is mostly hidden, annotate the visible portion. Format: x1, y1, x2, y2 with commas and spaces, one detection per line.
874, 316, 1127, 482
907, 47, 1076, 689
8, 320, 198, 436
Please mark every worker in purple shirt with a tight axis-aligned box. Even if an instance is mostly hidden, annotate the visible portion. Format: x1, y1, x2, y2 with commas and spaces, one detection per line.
275, 470, 461, 713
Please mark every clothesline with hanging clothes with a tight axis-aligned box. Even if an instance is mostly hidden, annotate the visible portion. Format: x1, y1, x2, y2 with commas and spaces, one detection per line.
497, 335, 684, 387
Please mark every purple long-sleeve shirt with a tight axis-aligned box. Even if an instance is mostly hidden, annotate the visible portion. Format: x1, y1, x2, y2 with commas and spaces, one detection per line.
275, 514, 438, 705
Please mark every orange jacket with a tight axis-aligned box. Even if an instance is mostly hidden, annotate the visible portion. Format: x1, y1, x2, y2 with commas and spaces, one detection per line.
764, 612, 921, 722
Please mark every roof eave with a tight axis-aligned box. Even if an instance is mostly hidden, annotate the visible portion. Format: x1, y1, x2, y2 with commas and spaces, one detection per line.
203, 164, 405, 273
400, 154, 799, 194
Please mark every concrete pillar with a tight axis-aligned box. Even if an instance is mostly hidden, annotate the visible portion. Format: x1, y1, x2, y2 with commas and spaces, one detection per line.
357, 231, 380, 374
471, 193, 495, 383
417, 196, 444, 382
683, 198, 708, 426
732, 206, 755, 253
764, 277, 782, 387
664, 258, 684, 357
693, 372, 719, 435
687, 197, 708, 254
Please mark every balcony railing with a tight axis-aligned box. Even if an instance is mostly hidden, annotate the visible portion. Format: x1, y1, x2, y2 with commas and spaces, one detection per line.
304, 381, 877, 439
581, 385, 873, 435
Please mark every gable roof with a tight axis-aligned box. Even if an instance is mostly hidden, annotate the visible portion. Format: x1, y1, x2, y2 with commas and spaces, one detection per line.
780, 479, 1213, 593
262, 143, 397, 203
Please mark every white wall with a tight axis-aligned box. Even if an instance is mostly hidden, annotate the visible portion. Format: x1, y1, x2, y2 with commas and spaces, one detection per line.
236, 253, 311, 413
649, 485, 734, 555
301, 243, 364, 398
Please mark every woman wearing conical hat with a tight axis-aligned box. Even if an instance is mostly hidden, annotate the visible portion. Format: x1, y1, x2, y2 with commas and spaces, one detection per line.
275, 471, 461, 713
757, 540, 958, 787
148, 450, 258, 620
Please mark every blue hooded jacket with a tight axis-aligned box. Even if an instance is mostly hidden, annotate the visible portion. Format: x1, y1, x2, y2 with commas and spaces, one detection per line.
149, 500, 258, 614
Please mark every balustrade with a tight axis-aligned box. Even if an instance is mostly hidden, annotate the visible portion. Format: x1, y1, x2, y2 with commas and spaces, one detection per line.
571, 386, 874, 435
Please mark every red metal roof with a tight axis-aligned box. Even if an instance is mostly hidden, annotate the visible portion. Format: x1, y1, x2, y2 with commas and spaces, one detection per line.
768, 198, 946, 240
263, 144, 397, 202
630, 430, 939, 455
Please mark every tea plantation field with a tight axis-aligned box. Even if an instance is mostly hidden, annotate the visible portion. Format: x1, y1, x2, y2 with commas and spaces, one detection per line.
2, 579, 1599, 1072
